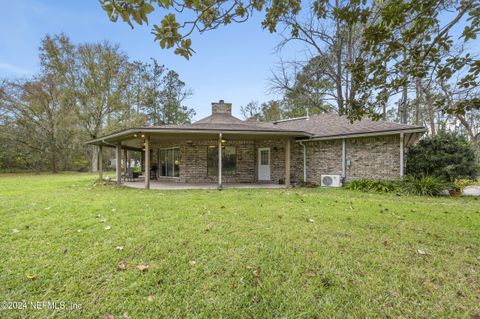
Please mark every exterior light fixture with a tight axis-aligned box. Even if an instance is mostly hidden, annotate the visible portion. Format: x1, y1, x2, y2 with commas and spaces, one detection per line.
141, 134, 145, 138
133, 133, 137, 138
221, 139, 226, 143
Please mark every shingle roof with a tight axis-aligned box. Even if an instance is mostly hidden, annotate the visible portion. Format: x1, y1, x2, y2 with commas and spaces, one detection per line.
184, 112, 303, 133
85, 112, 426, 145
193, 113, 244, 124
271, 113, 425, 138
127, 112, 303, 133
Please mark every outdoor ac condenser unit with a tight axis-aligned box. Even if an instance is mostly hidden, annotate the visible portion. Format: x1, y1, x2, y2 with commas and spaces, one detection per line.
321, 174, 342, 187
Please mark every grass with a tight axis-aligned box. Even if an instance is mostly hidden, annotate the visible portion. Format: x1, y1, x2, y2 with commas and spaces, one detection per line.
0, 173, 479, 318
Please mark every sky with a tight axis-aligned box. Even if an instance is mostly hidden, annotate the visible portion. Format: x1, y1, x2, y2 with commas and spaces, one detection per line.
1, 1, 477, 121
0, 0, 304, 120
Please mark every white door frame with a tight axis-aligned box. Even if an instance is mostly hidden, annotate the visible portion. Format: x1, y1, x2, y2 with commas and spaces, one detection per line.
258, 148, 271, 181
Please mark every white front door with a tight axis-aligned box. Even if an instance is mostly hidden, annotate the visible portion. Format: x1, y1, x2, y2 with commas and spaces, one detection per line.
258, 148, 271, 181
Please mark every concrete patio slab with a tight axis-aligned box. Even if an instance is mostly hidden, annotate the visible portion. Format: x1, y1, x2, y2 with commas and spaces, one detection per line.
124, 180, 285, 190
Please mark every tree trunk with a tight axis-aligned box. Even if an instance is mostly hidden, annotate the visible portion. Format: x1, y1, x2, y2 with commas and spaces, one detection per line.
335, 0, 344, 115
91, 145, 99, 172
50, 152, 57, 174
418, 81, 436, 135
424, 89, 436, 135
454, 113, 480, 155
414, 77, 421, 126
400, 48, 409, 124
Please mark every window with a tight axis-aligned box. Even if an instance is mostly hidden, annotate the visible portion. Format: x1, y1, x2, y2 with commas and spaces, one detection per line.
260, 149, 270, 165
159, 148, 180, 177
207, 146, 236, 176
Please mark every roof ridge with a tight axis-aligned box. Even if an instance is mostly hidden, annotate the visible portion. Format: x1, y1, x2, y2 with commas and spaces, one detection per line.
273, 116, 310, 124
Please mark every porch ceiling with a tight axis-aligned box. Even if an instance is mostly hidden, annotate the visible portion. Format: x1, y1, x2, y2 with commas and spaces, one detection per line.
86, 128, 309, 150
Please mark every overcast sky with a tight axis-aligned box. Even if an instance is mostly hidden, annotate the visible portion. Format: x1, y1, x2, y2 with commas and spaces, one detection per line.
0, 0, 307, 120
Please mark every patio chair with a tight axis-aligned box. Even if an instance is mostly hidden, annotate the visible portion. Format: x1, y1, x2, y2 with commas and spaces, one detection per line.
124, 168, 135, 182
150, 168, 157, 180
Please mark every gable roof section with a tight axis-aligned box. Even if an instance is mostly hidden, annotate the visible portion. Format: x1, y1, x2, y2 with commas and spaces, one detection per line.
272, 113, 426, 139
193, 112, 245, 124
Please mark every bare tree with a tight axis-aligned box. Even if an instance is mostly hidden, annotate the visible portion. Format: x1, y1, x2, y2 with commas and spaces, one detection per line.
270, 0, 368, 115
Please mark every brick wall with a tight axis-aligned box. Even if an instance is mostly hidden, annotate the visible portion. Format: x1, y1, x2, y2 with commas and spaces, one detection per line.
346, 135, 401, 180
150, 134, 401, 184
291, 135, 402, 183
255, 139, 289, 183
152, 138, 290, 184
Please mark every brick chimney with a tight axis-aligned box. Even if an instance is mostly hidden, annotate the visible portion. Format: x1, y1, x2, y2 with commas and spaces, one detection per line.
211, 100, 232, 115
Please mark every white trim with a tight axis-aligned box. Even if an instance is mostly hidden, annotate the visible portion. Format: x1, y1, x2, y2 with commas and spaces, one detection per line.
299, 141, 307, 182
144, 136, 150, 189
218, 133, 222, 189
285, 139, 291, 186
296, 128, 427, 142
341, 139, 346, 179
115, 144, 121, 184
258, 147, 271, 181
86, 128, 310, 145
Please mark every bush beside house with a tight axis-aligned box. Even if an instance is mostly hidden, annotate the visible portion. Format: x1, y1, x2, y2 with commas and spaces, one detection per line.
342, 133, 479, 196
406, 132, 478, 181
344, 176, 448, 196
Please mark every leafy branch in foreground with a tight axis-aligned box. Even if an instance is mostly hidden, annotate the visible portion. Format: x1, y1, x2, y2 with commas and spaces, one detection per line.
99, 0, 480, 119
99, 0, 301, 59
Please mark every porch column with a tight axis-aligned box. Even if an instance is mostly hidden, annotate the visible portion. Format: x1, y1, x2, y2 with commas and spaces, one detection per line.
98, 145, 103, 181
144, 136, 150, 189
218, 133, 222, 190
285, 139, 291, 187
400, 132, 404, 178
157, 148, 161, 179
115, 143, 122, 184
123, 148, 128, 175
341, 139, 346, 179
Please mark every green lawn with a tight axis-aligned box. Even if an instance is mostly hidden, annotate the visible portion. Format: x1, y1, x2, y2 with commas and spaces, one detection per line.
0, 173, 479, 318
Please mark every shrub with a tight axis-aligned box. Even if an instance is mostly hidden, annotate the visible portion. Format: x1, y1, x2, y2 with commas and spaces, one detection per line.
406, 132, 478, 181
344, 176, 448, 196
344, 179, 400, 193
453, 178, 475, 192
297, 181, 319, 188
401, 176, 447, 196
344, 179, 370, 191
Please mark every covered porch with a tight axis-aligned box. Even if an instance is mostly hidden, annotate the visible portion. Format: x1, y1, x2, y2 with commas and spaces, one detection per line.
91, 128, 307, 190
86, 100, 310, 189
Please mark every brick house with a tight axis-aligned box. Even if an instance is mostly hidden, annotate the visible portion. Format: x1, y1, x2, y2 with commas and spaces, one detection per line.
86, 100, 426, 189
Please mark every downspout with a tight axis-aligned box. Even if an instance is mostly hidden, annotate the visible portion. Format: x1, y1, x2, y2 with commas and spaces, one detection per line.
400, 132, 405, 178
342, 139, 346, 183
299, 141, 307, 183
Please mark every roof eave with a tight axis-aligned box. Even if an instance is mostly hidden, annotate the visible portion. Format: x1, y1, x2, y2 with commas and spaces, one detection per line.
297, 127, 427, 142
85, 127, 311, 145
